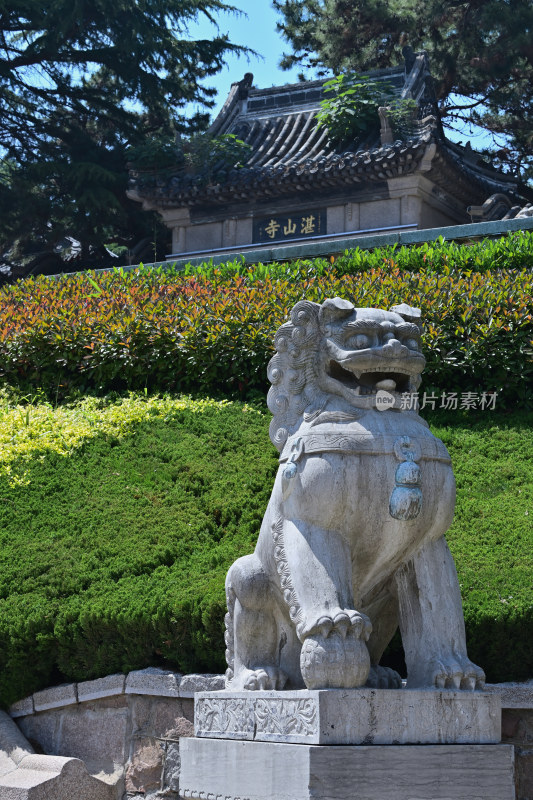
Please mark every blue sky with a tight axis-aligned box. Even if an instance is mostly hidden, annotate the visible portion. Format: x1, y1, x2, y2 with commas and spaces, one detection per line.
187, 3, 318, 117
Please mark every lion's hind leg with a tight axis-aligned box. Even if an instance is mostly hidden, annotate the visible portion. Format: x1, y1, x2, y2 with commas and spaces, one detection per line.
225, 554, 288, 690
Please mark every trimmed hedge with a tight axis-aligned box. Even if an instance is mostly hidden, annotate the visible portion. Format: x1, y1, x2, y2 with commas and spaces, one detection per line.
0, 256, 531, 407
185, 228, 533, 277
0, 394, 530, 704
0, 396, 276, 705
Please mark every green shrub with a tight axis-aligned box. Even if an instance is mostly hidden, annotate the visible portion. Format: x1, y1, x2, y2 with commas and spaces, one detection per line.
184, 230, 533, 277
0, 391, 228, 486
316, 73, 393, 143
0, 252, 531, 407
0, 395, 277, 704
0, 395, 530, 704
315, 72, 419, 144
127, 132, 251, 186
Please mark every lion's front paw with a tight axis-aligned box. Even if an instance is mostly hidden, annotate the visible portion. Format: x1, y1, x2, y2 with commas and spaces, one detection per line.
300, 628, 371, 689
366, 665, 403, 689
300, 608, 372, 642
419, 655, 485, 691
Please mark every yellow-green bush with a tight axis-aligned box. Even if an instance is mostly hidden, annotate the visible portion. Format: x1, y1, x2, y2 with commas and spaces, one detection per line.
0, 392, 231, 486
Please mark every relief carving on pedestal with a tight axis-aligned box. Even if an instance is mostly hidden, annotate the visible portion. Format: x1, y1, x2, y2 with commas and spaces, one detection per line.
195, 696, 318, 737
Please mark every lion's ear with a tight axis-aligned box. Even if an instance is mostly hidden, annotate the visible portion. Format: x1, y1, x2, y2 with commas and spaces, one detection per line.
319, 297, 354, 324
390, 303, 423, 332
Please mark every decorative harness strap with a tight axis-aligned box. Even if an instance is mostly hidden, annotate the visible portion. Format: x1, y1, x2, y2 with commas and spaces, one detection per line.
279, 432, 452, 464
279, 431, 451, 520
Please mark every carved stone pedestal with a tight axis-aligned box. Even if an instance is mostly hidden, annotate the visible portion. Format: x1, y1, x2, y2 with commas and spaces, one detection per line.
194, 688, 501, 745
179, 690, 516, 800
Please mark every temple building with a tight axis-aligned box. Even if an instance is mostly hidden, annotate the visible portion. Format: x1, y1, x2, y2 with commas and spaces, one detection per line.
128, 52, 532, 261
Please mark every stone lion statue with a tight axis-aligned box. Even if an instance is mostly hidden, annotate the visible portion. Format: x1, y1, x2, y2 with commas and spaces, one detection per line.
225, 297, 485, 692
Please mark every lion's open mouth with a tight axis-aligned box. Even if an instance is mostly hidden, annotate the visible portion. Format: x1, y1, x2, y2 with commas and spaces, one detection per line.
327, 361, 411, 394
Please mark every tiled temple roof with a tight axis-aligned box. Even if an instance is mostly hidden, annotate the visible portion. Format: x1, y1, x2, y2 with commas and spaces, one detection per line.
128, 53, 530, 212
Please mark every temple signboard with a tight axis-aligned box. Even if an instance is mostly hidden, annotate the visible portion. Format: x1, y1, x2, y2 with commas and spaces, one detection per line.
253, 210, 326, 244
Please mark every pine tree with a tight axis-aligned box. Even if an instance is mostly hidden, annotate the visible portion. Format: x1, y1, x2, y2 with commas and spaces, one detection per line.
0, 0, 247, 272
273, 0, 533, 179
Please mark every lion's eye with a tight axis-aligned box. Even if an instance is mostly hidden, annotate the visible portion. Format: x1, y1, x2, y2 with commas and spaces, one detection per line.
406, 338, 419, 350
351, 334, 370, 349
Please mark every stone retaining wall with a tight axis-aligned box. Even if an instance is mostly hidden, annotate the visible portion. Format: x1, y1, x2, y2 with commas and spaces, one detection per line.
8, 672, 533, 800
9, 668, 224, 800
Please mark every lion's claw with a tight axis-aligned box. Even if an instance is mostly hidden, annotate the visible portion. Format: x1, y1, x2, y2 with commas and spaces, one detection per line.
335, 618, 350, 639
302, 608, 372, 642
424, 656, 485, 692
350, 612, 372, 641
448, 672, 462, 690
318, 617, 333, 638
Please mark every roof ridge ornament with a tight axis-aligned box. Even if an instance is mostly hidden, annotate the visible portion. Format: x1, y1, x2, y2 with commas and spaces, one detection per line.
237, 72, 254, 99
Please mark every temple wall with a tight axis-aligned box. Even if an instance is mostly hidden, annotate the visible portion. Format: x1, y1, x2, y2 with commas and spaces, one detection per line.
185, 221, 223, 252
162, 175, 468, 258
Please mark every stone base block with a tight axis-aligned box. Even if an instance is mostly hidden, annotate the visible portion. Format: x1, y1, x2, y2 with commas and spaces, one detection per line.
195, 689, 500, 745
180, 737, 515, 800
